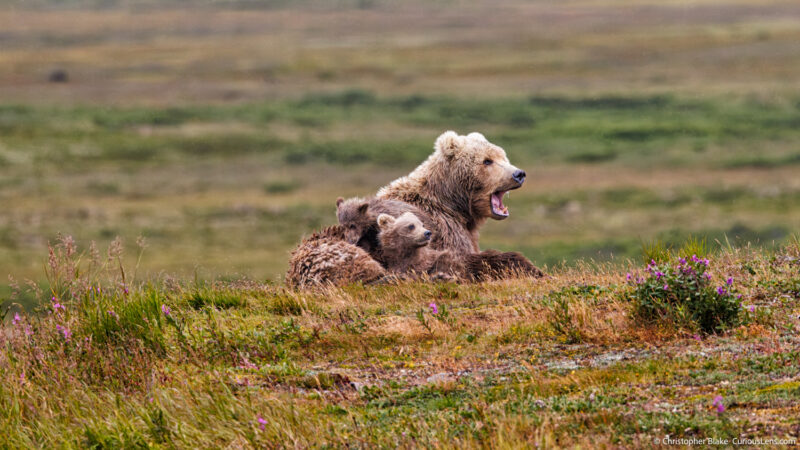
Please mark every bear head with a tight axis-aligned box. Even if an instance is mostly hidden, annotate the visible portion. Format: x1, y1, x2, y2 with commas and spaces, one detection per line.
433, 131, 526, 221
336, 196, 372, 246
377, 212, 432, 252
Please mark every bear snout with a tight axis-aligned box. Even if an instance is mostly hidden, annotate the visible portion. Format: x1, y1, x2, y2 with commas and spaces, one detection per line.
424, 230, 432, 240
512, 169, 526, 185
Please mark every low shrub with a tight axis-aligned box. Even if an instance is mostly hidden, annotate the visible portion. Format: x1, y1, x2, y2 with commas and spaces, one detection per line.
626, 255, 741, 334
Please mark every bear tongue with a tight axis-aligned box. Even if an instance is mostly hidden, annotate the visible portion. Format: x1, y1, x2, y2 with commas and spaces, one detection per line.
491, 191, 509, 216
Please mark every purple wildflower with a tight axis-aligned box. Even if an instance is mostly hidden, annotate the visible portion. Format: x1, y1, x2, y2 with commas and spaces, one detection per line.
51, 296, 64, 313
748, 305, 755, 313
257, 416, 267, 430
693, 334, 701, 341
429, 302, 438, 314
691, 254, 699, 263
239, 356, 258, 370
161, 304, 171, 317
55, 324, 72, 341
663, 284, 669, 290
626, 273, 632, 282
704, 272, 712, 280
679, 257, 686, 264
107, 310, 119, 320
12, 313, 21, 326
736, 294, 742, 300
712, 395, 725, 413
717, 286, 727, 296
655, 271, 664, 280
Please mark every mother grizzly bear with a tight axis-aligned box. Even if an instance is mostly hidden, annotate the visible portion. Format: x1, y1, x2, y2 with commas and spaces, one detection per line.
286, 131, 542, 287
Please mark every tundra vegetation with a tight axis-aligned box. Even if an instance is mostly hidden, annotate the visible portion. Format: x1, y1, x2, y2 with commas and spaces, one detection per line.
1, 236, 799, 447
1, 0, 800, 447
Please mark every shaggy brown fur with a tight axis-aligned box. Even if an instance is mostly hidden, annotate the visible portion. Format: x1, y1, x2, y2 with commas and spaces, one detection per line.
376, 131, 543, 279
377, 131, 526, 256
465, 250, 545, 281
376, 212, 464, 279
336, 196, 437, 261
285, 225, 386, 288
286, 131, 544, 287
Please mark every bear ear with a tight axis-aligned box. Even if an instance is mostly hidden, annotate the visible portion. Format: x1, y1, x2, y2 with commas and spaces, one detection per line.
357, 202, 369, 214
435, 130, 464, 157
377, 214, 395, 229
336, 197, 344, 208
467, 132, 487, 142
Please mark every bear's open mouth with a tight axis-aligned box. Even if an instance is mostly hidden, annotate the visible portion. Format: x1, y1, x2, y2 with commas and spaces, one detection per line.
491, 190, 509, 217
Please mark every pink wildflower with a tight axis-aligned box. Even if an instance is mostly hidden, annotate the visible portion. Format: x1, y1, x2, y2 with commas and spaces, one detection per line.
429, 302, 438, 314
161, 304, 171, 317
51, 296, 64, 313
704, 272, 712, 280
626, 273, 632, 282
712, 395, 725, 413
717, 286, 727, 296
663, 284, 669, 290
748, 305, 755, 313
55, 324, 72, 341
12, 313, 21, 326
257, 416, 267, 430
726, 277, 733, 286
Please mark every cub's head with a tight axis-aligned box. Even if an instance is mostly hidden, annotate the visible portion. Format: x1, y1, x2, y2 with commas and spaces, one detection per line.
336, 197, 372, 245
433, 131, 526, 221
377, 212, 432, 250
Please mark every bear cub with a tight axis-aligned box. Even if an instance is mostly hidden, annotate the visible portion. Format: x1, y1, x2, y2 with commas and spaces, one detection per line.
376, 212, 461, 279
336, 196, 436, 261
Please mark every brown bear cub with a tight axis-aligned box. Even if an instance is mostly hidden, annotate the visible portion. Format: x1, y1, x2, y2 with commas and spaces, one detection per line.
376, 212, 462, 279
336, 196, 436, 262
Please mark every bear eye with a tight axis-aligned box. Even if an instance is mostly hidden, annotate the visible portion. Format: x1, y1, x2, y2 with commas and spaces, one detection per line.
349, 224, 356, 230
483, 159, 493, 166
408, 224, 415, 231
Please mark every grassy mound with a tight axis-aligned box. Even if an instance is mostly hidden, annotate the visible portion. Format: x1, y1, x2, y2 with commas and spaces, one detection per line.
1, 237, 799, 447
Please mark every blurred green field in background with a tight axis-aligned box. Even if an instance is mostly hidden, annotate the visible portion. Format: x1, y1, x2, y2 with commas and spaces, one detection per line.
1, 0, 799, 293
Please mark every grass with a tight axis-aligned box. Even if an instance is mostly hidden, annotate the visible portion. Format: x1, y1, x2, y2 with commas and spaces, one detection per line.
0, 1, 799, 446
1, 93, 800, 284
0, 0, 799, 283
1, 237, 799, 447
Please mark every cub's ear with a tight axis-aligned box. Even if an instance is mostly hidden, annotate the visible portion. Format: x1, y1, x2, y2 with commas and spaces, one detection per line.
357, 202, 369, 214
435, 130, 464, 157
377, 214, 395, 229
336, 197, 345, 208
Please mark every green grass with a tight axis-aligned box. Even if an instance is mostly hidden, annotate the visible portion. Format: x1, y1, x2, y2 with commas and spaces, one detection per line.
1, 93, 799, 283
3, 94, 800, 168
1, 240, 799, 447
0, 2, 799, 445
